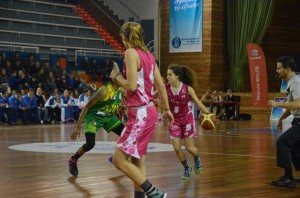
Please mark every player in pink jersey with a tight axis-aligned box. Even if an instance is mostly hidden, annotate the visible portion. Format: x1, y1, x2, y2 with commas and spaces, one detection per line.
110, 22, 173, 198
166, 64, 213, 181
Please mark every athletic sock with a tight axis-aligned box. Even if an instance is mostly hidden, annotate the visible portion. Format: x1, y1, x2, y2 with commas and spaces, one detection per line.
181, 159, 189, 169
194, 153, 200, 161
134, 191, 146, 198
72, 151, 81, 160
141, 179, 158, 196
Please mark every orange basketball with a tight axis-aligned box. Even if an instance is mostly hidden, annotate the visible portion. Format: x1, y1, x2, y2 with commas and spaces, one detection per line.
199, 113, 217, 130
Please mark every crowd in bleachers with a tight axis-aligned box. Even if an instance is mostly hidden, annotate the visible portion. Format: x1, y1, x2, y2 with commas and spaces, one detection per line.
0, 51, 120, 126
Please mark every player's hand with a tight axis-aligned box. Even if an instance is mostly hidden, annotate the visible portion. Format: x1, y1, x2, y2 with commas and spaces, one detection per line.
113, 61, 120, 73
163, 110, 174, 125
110, 68, 120, 80
268, 100, 277, 107
71, 127, 81, 140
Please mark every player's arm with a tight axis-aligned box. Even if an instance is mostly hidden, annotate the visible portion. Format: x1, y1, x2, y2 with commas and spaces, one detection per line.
269, 98, 300, 110
188, 86, 211, 114
110, 49, 138, 91
154, 64, 174, 125
71, 86, 107, 140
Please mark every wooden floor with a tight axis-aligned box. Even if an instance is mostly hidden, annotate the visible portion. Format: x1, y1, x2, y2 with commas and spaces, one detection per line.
1, 119, 300, 198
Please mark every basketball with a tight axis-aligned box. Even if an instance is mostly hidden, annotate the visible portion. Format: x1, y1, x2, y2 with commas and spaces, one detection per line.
199, 113, 217, 130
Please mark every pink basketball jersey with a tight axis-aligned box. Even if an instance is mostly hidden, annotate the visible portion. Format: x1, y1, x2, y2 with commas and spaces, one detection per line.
123, 49, 156, 107
166, 83, 189, 117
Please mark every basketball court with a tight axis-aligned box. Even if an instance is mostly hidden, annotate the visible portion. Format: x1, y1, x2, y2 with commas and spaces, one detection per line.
1, 120, 300, 198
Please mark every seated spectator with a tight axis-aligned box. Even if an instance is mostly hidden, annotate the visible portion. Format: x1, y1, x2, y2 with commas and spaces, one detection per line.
45, 92, 61, 124
223, 89, 240, 120
100, 58, 112, 83
72, 74, 81, 90
52, 60, 63, 78
81, 56, 92, 74
24, 53, 35, 74
60, 89, 74, 123
9, 90, 24, 125
0, 68, 10, 93
0, 89, 10, 125
78, 79, 89, 93
45, 71, 57, 97
8, 70, 22, 91
17, 70, 30, 90
21, 88, 38, 124
30, 61, 41, 76
36, 87, 48, 124
91, 57, 100, 81
201, 90, 214, 110
11, 60, 25, 73
78, 88, 92, 109
27, 74, 39, 90
69, 90, 80, 121
211, 91, 224, 119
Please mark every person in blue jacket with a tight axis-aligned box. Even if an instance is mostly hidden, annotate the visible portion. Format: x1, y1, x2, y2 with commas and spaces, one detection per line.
0, 89, 10, 125
21, 88, 38, 124
9, 90, 26, 125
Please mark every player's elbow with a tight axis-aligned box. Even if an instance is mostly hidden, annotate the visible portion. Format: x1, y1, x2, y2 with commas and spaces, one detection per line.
127, 84, 137, 92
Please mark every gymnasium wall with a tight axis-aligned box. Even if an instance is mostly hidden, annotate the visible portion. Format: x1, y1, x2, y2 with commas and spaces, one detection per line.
159, 0, 300, 94
159, 0, 226, 95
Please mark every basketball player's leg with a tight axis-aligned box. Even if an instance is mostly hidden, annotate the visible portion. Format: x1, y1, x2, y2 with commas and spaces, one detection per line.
113, 106, 166, 197
132, 156, 146, 198
184, 138, 202, 174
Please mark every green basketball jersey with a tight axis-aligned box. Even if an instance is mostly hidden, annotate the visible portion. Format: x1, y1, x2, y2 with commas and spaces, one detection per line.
88, 84, 122, 116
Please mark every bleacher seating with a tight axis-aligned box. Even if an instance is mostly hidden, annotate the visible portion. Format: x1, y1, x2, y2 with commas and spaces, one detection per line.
0, 0, 122, 61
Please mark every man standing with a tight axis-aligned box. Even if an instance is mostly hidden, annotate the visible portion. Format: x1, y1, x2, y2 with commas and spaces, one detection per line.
268, 56, 300, 188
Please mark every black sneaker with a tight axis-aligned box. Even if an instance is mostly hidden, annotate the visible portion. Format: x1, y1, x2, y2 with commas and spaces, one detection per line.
271, 176, 296, 188
68, 158, 78, 176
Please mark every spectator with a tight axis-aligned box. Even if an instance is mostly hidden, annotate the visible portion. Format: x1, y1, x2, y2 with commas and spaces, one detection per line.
0, 68, 10, 92
17, 70, 30, 90
0, 89, 10, 125
11, 60, 25, 73
8, 70, 22, 91
81, 56, 92, 74
9, 90, 24, 125
36, 87, 48, 124
45, 93, 61, 124
223, 89, 240, 120
21, 88, 38, 124
91, 57, 100, 81
100, 58, 112, 83
0, 53, 7, 67
45, 71, 57, 97
72, 74, 81, 90
11, 51, 21, 67
60, 89, 74, 123
30, 61, 41, 76
78, 79, 89, 93
27, 74, 39, 90
78, 88, 92, 109
24, 53, 35, 74
52, 60, 63, 77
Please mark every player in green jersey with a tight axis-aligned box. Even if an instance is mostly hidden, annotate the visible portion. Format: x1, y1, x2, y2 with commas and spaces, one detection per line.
68, 62, 124, 176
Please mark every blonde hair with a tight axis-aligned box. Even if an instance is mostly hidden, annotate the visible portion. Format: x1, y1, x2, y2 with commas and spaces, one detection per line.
120, 22, 148, 52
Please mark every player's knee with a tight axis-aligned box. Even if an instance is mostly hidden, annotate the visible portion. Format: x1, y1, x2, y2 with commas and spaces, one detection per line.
83, 142, 95, 152
173, 146, 182, 154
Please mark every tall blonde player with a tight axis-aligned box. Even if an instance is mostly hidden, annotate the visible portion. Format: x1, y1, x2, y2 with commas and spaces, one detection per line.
110, 22, 173, 198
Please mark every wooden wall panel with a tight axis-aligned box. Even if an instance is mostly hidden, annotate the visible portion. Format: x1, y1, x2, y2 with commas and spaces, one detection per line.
159, 0, 300, 94
159, 0, 225, 95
